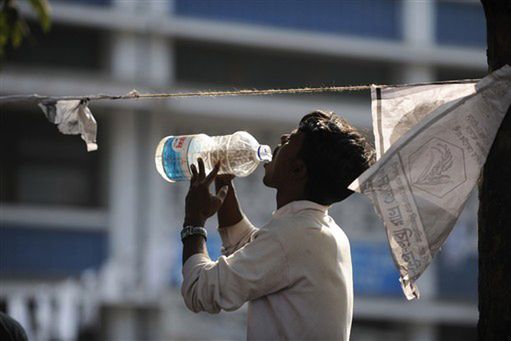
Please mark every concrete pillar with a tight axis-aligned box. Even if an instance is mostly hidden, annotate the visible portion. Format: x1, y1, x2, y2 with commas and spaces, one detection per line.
141, 112, 179, 295
104, 4, 143, 338
401, 2, 437, 340
107, 110, 139, 293
140, 0, 177, 295
403, 0, 435, 47
407, 322, 438, 341
109, 0, 144, 81
109, 31, 141, 82
401, 0, 437, 302
401, 0, 436, 84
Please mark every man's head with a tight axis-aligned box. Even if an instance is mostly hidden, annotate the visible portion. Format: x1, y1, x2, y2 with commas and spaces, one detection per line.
263, 110, 375, 206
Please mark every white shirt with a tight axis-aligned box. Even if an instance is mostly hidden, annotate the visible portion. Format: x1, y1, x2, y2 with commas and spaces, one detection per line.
182, 200, 353, 340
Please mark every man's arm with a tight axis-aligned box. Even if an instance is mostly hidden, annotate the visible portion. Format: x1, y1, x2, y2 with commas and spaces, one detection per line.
182, 227, 289, 314
215, 175, 243, 228
215, 175, 259, 255
182, 159, 228, 265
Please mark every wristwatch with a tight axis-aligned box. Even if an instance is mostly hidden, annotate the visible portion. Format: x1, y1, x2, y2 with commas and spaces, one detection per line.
181, 226, 208, 241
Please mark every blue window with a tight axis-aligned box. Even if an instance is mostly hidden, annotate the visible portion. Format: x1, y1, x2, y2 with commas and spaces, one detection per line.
437, 251, 477, 301
351, 241, 402, 297
176, 40, 396, 92
436, 1, 485, 47
5, 23, 106, 71
175, 0, 402, 40
53, 0, 111, 6
0, 226, 108, 278
436, 223, 478, 301
0, 108, 105, 208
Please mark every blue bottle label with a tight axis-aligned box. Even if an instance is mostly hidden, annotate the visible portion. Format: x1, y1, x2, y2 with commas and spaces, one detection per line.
162, 136, 193, 181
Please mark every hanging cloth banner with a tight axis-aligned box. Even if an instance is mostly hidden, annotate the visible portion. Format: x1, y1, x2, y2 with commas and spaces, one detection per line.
349, 65, 511, 300
39, 99, 98, 151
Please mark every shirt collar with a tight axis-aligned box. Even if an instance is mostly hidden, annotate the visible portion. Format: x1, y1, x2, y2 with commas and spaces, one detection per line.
272, 200, 329, 218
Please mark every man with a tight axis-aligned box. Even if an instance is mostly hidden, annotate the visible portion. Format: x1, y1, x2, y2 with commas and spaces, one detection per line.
180, 111, 375, 340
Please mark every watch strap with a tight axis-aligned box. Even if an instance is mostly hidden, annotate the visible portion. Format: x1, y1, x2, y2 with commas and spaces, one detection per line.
181, 226, 208, 241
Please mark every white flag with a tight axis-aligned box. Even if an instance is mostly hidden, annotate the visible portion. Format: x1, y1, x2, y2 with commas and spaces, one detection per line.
349, 65, 511, 299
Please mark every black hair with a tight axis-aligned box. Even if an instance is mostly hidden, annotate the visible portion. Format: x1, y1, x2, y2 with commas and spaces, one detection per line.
298, 110, 376, 205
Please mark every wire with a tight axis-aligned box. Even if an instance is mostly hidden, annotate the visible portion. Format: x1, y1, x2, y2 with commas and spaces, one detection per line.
0, 79, 480, 104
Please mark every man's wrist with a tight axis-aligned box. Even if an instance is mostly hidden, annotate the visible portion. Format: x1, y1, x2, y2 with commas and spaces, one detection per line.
183, 217, 206, 228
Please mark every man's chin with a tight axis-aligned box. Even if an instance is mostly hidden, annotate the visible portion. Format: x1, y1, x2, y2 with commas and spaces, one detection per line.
262, 165, 277, 188
262, 174, 269, 187
262, 174, 273, 188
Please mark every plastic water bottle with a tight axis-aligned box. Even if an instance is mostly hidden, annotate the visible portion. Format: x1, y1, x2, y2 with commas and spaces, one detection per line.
155, 131, 272, 182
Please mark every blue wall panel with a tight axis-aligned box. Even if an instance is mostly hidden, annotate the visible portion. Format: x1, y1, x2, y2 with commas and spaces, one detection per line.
0, 225, 108, 278
437, 252, 477, 301
436, 2, 485, 47
176, 0, 402, 40
57, 0, 111, 6
351, 240, 402, 296
435, 218, 478, 301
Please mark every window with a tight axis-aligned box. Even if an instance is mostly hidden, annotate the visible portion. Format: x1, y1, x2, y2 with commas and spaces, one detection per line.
176, 40, 397, 100
175, 0, 402, 40
4, 23, 107, 71
0, 105, 107, 208
436, 1, 485, 48
0, 225, 108, 278
439, 325, 477, 341
436, 193, 478, 302
53, 0, 111, 6
434, 67, 486, 82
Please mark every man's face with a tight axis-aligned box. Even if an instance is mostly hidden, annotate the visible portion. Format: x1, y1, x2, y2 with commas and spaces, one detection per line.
263, 129, 306, 188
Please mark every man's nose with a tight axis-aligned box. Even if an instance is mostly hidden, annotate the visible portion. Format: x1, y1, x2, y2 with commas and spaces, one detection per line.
280, 134, 289, 143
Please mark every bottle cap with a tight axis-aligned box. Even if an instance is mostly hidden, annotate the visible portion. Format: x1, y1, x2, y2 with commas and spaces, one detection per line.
257, 145, 273, 162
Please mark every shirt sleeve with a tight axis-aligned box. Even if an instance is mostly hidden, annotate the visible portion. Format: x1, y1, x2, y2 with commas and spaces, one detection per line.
217, 215, 259, 256
181, 228, 289, 314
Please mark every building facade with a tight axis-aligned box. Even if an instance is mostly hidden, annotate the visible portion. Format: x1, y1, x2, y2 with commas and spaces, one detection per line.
0, 1, 486, 340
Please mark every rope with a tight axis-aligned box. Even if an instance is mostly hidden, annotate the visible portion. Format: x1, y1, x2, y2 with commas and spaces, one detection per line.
0, 79, 480, 104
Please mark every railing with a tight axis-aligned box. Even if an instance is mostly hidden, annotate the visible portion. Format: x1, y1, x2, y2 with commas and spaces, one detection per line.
1, 271, 99, 341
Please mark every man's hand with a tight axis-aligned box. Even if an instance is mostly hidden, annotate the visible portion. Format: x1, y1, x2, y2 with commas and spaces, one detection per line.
184, 158, 229, 227
215, 174, 235, 187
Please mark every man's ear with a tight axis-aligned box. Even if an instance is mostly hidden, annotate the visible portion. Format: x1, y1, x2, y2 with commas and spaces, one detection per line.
291, 159, 307, 181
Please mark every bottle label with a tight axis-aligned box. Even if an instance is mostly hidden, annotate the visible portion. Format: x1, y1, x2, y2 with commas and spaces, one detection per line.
162, 136, 193, 181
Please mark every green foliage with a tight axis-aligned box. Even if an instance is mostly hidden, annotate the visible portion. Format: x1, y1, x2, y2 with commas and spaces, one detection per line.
0, 0, 52, 58
28, 0, 51, 31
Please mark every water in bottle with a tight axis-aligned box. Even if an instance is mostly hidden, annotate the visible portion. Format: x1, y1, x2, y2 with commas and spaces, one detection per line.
155, 131, 272, 182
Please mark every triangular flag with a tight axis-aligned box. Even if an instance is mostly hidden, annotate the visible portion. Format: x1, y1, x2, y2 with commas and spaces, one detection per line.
349, 65, 511, 299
